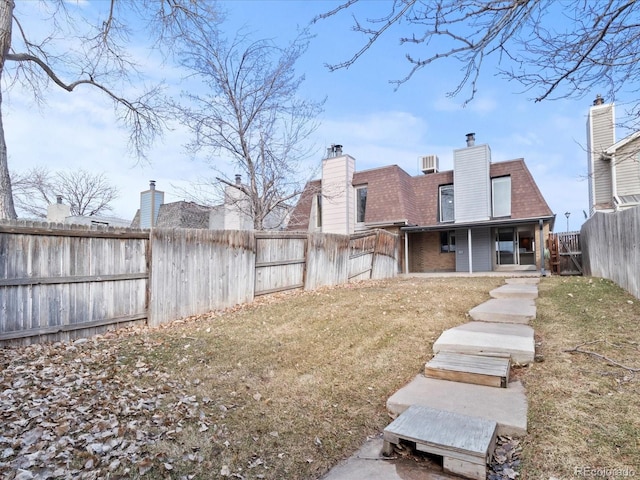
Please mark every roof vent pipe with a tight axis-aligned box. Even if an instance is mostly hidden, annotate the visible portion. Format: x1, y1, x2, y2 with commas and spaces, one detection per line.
56, 195, 63, 204
235, 174, 242, 185
593, 94, 605, 106
466, 133, 475, 147
150, 180, 156, 190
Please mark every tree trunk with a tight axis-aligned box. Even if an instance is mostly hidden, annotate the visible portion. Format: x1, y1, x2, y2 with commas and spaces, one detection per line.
0, 0, 16, 219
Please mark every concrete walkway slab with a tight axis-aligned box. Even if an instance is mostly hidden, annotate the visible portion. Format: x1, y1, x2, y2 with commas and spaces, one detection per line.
433, 322, 535, 364
489, 284, 538, 300
504, 277, 540, 285
387, 375, 528, 436
469, 298, 536, 324
320, 435, 460, 480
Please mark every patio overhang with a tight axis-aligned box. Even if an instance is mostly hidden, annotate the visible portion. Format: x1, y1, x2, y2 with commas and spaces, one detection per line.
400, 215, 556, 233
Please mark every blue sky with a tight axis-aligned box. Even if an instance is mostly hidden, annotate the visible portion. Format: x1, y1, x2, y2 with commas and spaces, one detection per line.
5, 0, 617, 231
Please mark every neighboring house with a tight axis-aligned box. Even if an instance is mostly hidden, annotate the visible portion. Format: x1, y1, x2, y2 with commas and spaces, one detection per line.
587, 95, 640, 215
130, 181, 212, 229
209, 174, 290, 231
46, 196, 131, 227
131, 179, 289, 230
289, 137, 555, 273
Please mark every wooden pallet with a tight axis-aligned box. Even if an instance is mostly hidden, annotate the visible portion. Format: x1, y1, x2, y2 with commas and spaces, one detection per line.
383, 404, 497, 480
424, 351, 511, 388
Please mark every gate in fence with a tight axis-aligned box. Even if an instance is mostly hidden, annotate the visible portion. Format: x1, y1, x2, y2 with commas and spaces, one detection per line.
548, 232, 582, 275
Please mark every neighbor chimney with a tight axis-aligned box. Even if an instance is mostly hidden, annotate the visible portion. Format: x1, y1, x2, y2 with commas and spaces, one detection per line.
326, 144, 344, 158
466, 133, 476, 147
235, 174, 242, 185
593, 94, 605, 106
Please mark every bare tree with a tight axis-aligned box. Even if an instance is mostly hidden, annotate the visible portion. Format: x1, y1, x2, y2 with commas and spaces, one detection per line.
174, 25, 324, 230
315, 1, 640, 118
0, 0, 220, 219
11, 167, 119, 219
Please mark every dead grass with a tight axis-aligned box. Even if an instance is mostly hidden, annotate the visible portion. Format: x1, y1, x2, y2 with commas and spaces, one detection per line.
114, 276, 503, 479
521, 276, 640, 479
6, 274, 637, 479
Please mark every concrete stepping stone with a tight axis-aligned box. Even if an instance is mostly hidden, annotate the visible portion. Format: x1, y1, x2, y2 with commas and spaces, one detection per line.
489, 284, 538, 300
469, 298, 536, 324
504, 277, 540, 285
387, 375, 528, 436
320, 435, 460, 480
433, 322, 535, 365
383, 405, 497, 480
425, 351, 510, 388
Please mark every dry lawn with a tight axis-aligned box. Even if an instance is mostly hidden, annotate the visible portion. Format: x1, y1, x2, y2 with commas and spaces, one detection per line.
521, 276, 640, 479
124, 277, 502, 479
2, 275, 639, 480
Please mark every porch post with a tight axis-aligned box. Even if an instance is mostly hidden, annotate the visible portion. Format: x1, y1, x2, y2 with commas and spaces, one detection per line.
468, 228, 473, 273
539, 219, 545, 275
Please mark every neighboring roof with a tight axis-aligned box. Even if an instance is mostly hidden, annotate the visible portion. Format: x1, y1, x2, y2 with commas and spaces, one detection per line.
131, 201, 211, 229
66, 215, 131, 228
605, 130, 640, 155
289, 158, 554, 231
287, 179, 321, 231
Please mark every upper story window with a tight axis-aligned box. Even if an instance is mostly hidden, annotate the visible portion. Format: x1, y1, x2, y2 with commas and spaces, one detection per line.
316, 194, 322, 228
439, 184, 454, 222
492, 176, 511, 217
356, 186, 367, 224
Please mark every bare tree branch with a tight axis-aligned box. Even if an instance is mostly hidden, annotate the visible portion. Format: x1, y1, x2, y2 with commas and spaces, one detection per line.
315, 0, 640, 115
564, 340, 640, 373
11, 167, 119, 219
174, 25, 324, 230
0, 0, 220, 219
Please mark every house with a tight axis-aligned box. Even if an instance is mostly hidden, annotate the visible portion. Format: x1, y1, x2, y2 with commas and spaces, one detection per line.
131, 179, 289, 230
587, 95, 640, 214
46, 196, 131, 227
288, 136, 555, 273
130, 181, 212, 229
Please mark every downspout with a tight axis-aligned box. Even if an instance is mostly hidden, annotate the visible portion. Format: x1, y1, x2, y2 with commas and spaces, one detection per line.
404, 232, 409, 274
345, 161, 351, 233
149, 180, 156, 229
610, 153, 618, 211
539, 219, 545, 276
468, 228, 473, 273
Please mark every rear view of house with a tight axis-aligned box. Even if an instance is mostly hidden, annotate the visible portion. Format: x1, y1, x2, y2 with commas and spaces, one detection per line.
289, 135, 555, 274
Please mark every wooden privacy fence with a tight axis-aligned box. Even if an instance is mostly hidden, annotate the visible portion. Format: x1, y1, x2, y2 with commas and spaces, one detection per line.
547, 232, 583, 275
0, 222, 149, 344
581, 206, 640, 300
0, 222, 398, 345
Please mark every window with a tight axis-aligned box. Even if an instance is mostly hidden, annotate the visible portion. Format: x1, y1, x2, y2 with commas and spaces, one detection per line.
492, 176, 511, 217
440, 230, 456, 253
316, 194, 322, 228
356, 186, 367, 223
439, 184, 454, 222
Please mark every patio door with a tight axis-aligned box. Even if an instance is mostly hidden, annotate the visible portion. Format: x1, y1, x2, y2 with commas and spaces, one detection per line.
496, 228, 517, 265
496, 227, 536, 266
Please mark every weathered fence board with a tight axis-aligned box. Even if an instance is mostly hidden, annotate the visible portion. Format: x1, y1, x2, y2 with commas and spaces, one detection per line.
1, 222, 399, 343
581, 206, 639, 299
305, 233, 350, 290
148, 229, 255, 326
255, 234, 306, 296
0, 221, 149, 345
